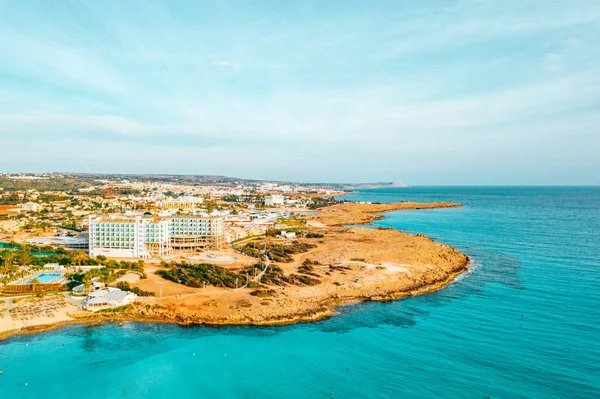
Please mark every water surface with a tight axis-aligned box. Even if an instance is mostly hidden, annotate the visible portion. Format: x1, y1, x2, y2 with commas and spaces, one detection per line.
1, 187, 599, 398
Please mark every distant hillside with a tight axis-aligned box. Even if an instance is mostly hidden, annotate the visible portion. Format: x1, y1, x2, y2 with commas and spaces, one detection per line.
2, 173, 408, 189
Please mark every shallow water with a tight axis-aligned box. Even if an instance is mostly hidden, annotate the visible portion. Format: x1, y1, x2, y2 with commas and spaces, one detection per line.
1, 187, 599, 398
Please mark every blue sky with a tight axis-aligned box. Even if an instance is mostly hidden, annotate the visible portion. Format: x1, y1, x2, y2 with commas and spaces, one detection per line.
0, 0, 599, 184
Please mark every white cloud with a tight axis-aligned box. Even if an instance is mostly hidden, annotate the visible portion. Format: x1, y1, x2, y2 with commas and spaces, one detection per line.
0, 0, 599, 183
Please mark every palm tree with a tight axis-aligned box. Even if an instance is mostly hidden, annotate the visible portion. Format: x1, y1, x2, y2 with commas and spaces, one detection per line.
1, 250, 16, 274
82, 273, 92, 294
72, 250, 87, 266
16, 249, 33, 267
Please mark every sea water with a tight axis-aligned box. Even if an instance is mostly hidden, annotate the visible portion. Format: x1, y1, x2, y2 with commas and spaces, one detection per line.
1, 187, 599, 398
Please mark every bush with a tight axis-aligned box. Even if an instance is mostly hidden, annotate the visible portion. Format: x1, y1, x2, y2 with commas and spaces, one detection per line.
250, 289, 276, 297
116, 281, 154, 297
157, 263, 241, 289
240, 241, 316, 263
97, 304, 133, 313
239, 263, 321, 287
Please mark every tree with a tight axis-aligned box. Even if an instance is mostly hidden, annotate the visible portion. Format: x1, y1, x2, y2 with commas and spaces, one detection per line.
55, 246, 69, 255
72, 250, 87, 266
82, 273, 92, 294
205, 200, 217, 214
16, 249, 33, 267
1, 250, 16, 273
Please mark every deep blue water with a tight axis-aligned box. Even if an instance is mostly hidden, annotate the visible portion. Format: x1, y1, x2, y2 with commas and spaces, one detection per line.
1, 187, 599, 398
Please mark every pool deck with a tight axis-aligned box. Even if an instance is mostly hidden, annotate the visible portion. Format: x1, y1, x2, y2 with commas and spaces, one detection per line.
8, 271, 68, 286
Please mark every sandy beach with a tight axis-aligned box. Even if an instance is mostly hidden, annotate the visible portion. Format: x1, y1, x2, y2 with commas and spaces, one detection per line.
0, 294, 79, 340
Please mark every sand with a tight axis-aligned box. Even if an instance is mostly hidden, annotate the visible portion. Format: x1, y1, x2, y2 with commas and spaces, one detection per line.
0, 294, 79, 340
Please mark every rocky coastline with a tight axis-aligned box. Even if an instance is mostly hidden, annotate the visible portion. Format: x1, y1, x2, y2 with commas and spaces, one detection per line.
1, 201, 470, 341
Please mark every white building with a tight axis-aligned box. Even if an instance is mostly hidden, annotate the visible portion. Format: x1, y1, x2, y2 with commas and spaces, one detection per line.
22, 202, 40, 212
82, 287, 137, 310
280, 231, 296, 239
265, 195, 285, 207
88, 214, 224, 258
27, 236, 89, 250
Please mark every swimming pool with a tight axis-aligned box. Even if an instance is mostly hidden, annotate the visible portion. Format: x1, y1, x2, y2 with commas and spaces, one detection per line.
32, 273, 62, 284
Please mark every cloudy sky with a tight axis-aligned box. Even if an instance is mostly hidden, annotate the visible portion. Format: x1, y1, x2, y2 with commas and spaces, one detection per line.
0, 0, 599, 184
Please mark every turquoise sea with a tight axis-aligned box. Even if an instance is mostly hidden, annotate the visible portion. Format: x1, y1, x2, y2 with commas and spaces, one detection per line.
1, 187, 599, 398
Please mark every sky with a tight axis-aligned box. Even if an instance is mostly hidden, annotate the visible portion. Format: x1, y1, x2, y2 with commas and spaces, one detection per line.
0, 0, 599, 185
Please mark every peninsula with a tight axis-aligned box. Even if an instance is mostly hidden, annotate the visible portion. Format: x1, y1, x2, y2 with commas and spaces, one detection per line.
1, 194, 469, 340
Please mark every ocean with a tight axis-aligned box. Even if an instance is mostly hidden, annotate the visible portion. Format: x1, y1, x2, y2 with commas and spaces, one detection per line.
1, 187, 599, 398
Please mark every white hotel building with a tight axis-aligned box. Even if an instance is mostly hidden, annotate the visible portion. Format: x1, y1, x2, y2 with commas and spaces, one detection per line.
88, 214, 224, 259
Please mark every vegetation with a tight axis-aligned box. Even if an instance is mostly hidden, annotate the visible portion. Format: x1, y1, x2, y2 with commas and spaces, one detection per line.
65, 267, 126, 290
116, 281, 155, 297
274, 217, 307, 232
329, 264, 351, 272
0, 176, 91, 192
96, 304, 133, 313
298, 259, 321, 277
204, 199, 218, 214
156, 263, 242, 289
1, 250, 16, 274
250, 289, 276, 297
16, 249, 33, 266
309, 196, 338, 209
240, 241, 316, 263
265, 228, 278, 237
238, 263, 320, 287
305, 232, 325, 238
0, 244, 148, 285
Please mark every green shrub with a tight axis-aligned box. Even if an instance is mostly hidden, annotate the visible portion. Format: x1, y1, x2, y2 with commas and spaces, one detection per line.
250, 289, 276, 297
96, 304, 132, 313
240, 241, 316, 263
157, 263, 241, 289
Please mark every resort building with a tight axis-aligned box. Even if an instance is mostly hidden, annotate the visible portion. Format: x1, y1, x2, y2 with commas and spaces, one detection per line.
88, 214, 224, 258
82, 287, 137, 311
265, 195, 285, 207
27, 236, 89, 250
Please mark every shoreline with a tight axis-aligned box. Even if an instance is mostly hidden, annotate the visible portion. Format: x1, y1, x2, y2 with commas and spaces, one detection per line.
0, 259, 468, 341
1, 201, 469, 342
